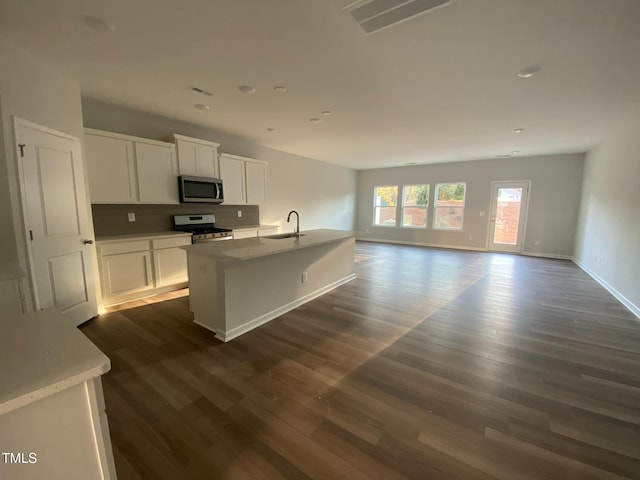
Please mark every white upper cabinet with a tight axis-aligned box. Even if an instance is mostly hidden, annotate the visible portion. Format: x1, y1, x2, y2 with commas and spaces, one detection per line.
136, 142, 178, 204
173, 134, 220, 178
84, 132, 137, 203
218, 153, 246, 204
85, 129, 178, 204
218, 153, 268, 205
245, 162, 267, 205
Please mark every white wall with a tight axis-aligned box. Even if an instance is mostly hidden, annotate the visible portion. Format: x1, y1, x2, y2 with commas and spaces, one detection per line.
574, 118, 640, 317
81, 99, 357, 232
356, 153, 585, 257
0, 34, 88, 311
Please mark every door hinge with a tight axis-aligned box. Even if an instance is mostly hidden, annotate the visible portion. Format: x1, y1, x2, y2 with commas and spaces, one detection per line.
18, 144, 26, 157
29, 230, 33, 241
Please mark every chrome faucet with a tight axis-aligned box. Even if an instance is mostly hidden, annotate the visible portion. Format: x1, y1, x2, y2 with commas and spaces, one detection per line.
287, 210, 300, 237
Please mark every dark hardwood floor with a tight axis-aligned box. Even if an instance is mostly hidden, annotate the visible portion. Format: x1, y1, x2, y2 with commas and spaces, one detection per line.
80, 242, 640, 479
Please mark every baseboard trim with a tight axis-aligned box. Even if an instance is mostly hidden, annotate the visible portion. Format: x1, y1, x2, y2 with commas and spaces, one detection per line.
205, 273, 358, 342
356, 237, 487, 252
572, 258, 640, 319
522, 251, 572, 260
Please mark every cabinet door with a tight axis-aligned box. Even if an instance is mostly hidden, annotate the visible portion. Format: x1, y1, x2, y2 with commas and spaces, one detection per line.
175, 139, 198, 175
233, 229, 258, 239
219, 155, 246, 204
153, 247, 188, 287
196, 143, 218, 178
85, 134, 137, 203
136, 143, 179, 204
245, 162, 267, 204
100, 251, 153, 299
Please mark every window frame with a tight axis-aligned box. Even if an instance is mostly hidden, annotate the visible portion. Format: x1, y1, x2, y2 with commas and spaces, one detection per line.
401, 184, 430, 229
433, 182, 466, 231
372, 185, 399, 227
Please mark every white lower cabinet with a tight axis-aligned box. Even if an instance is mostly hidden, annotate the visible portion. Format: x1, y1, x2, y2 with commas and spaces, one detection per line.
233, 229, 258, 239
100, 250, 153, 299
97, 234, 191, 307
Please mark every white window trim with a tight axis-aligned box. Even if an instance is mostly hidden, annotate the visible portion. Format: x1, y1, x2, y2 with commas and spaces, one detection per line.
373, 185, 399, 227
401, 184, 429, 229
433, 182, 466, 231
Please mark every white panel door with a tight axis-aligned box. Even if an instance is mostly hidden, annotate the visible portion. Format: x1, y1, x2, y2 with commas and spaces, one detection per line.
488, 181, 530, 253
17, 120, 98, 325
135, 142, 179, 204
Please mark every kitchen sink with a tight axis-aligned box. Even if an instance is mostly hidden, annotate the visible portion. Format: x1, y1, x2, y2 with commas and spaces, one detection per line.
264, 233, 307, 239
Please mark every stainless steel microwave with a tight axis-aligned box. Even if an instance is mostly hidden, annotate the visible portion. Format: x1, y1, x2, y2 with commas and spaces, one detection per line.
178, 175, 224, 203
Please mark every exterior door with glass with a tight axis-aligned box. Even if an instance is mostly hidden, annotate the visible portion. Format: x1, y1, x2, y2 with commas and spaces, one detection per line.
488, 181, 530, 253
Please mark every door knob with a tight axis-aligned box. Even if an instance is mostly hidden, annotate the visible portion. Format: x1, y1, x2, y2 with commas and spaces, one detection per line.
83, 239, 94, 245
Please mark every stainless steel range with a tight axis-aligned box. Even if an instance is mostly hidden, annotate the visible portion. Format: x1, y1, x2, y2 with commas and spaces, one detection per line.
173, 214, 233, 243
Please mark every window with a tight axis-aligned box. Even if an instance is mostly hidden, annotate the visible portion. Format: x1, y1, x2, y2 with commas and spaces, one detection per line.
373, 186, 398, 226
433, 182, 466, 230
402, 184, 429, 228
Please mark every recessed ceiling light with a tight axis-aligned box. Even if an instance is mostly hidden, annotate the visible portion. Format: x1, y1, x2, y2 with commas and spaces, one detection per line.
511, 150, 520, 155
496, 154, 512, 158
403, 162, 417, 165
309, 118, 321, 123
513, 128, 525, 133
266, 128, 278, 132
517, 66, 541, 78
273, 86, 287, 93
321, 110, 332, 116
194, 104, 210, 111
83, 15, 115, 33
238, 85, 256, 94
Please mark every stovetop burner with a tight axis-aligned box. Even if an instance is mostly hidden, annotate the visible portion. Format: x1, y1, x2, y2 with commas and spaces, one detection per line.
173, 214, 232, 235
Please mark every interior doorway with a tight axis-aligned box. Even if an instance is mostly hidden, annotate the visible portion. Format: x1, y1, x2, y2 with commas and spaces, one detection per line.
14, 118, 98, 325
487, 180, 530, 253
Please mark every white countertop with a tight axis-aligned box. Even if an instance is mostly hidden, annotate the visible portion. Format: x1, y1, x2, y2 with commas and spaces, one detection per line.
182, 229, 354, 262
96, 231, 192, 243
0, 309, 110, 415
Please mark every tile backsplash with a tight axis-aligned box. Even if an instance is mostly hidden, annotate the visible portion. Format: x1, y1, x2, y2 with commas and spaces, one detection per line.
92, 204, 260, 236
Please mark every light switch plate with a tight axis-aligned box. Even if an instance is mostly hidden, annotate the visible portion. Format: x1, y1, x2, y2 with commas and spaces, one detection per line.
128, 212, 135, 222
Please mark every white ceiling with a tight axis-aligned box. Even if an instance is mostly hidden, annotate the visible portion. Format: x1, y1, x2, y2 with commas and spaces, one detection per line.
1, 0, 639, 169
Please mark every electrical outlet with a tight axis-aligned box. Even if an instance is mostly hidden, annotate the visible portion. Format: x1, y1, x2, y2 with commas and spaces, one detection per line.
479, 211, 486, 216
128, 212, 135, 222
534, 240, 540, 246
468, 235, 473, 241
302, 271, 308, 283
237, 210, 243, 218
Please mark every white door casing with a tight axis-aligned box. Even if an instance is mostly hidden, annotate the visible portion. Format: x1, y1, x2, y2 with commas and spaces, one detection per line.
15, 118, 98, 325
487, 180, 531, 253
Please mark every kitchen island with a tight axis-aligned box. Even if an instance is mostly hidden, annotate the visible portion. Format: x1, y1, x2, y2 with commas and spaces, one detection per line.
183, 229, 356, 341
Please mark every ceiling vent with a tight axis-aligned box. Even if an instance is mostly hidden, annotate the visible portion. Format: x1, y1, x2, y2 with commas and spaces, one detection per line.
346, 0, 453, 34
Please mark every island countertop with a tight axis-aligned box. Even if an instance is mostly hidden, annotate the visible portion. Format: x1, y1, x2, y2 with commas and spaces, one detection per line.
0, 309, 110, 415
182, 229, 354, 262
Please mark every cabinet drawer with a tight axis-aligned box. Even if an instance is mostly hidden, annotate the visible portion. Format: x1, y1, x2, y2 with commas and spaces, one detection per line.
152, 236, 192, 250
233, 229, 257, 239
99, 240, 150, 256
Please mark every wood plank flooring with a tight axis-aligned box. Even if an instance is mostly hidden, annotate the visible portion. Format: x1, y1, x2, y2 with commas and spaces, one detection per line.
80, 242, 640, 479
